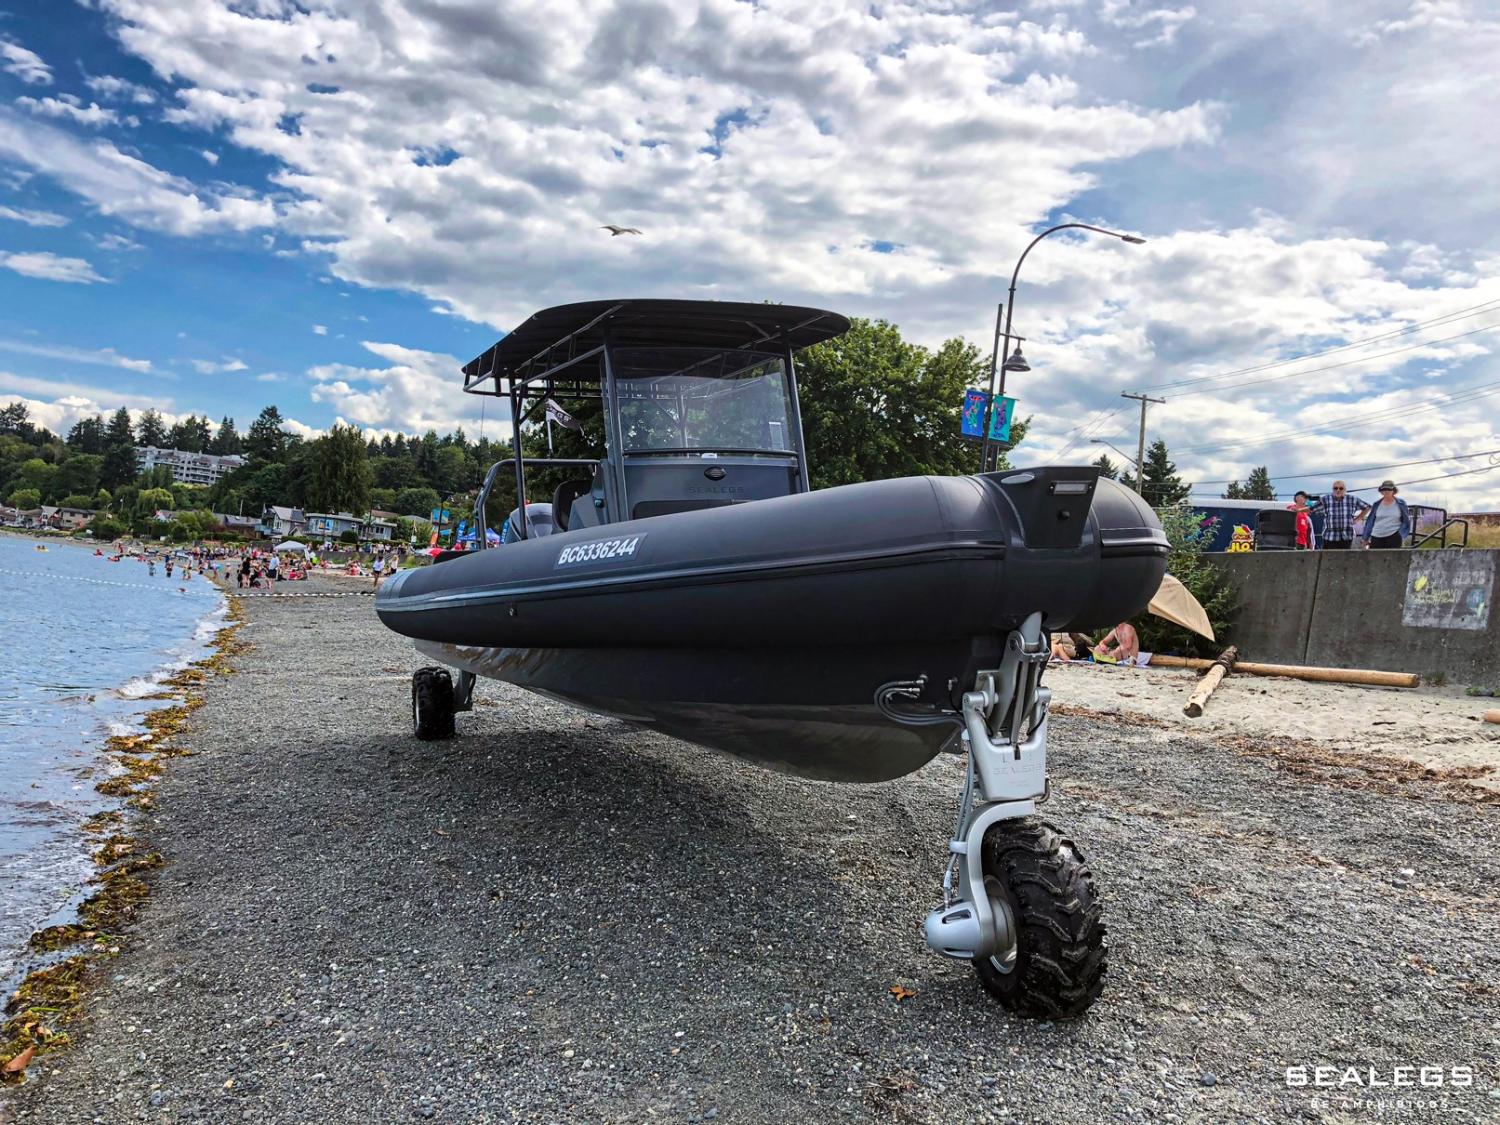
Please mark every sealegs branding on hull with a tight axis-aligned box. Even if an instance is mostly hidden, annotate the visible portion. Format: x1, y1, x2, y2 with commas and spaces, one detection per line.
555, 534, 647, 568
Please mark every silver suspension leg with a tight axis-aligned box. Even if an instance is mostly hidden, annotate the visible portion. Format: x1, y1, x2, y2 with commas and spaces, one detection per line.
453, 670, 477, 712
923, 612, 1051, 962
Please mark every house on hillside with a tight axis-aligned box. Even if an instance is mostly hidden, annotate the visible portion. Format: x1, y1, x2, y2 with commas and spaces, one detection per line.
259, 506, 307, 538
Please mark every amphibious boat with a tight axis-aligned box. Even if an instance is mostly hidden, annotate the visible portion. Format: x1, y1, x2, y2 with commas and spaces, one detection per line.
375, 299, 1170, 1016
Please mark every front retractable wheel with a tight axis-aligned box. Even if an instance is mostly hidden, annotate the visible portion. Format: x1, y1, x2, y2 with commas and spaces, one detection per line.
972, 818, 1106, 1018
412, 666, 456, 741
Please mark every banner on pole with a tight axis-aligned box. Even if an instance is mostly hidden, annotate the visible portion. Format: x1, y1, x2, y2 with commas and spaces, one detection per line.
960, 391, 1016, 441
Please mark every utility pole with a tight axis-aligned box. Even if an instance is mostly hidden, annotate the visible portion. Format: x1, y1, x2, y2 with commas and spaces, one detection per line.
1120, 392, 1165, 496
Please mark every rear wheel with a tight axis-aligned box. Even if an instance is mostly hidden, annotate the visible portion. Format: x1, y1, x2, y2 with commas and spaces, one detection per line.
972, 819, 1106, 1018
412, 667, 456, 741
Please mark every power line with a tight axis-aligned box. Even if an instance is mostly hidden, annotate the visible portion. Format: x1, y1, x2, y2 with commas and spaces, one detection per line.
1137, 297, 1500, 394
1172, 376, 1500, 456
1162, 320, 1500, 400
1189, 446, 1500, 487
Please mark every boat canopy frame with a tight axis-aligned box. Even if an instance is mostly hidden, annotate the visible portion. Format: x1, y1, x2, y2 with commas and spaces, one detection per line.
461, 300, 851, 541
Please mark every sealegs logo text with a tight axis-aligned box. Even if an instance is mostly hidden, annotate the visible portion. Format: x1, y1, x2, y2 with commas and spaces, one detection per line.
1285, 1065, 1472, 1089
556, 534, 646, 568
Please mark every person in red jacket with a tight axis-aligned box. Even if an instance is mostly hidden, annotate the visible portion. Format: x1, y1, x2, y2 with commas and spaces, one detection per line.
1288, 490, 1315, 549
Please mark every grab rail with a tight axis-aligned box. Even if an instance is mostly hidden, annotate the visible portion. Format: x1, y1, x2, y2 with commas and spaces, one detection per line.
1412, 517, 1470, 549
474, 457, 599, 545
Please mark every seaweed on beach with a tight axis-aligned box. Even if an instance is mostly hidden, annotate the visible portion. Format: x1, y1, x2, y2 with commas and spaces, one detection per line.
5, 590, 252, 1080
1, 957, 87, 1082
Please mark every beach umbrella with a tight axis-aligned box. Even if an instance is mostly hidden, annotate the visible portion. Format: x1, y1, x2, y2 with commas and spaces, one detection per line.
1148, 574, 1215, 641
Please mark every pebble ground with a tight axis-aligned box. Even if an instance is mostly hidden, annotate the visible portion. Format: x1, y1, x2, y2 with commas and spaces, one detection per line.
5, 576, 1498, 1122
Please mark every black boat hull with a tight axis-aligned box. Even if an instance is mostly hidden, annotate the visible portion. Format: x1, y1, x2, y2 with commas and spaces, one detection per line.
377, 469, 1169, 782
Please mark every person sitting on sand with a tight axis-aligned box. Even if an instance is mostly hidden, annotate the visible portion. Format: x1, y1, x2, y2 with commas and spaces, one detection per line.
1093, 621, 1140, 665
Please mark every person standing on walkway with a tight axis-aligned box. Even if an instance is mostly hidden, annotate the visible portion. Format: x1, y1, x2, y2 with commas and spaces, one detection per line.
372, 553, 386, 589
1361, 480, 1411, 549
1311, 480, 1369, 549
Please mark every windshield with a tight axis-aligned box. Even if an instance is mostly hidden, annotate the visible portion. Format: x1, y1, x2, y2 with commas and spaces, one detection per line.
612, 347, 794, 453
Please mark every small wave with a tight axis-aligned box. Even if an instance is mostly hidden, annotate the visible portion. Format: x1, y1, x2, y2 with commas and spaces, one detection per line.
116, 673, 167, 699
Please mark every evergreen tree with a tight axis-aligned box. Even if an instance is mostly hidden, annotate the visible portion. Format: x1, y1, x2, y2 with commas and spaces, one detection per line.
66, 415, 106, 454
245, 405, 290, 465
136, 408, 168, 448
191, 415, 213, 452
167, 414, 206, 452
1222, 480, 1245, 499
210, 416, 243, 456
100, 407, 138, 491
1122, 439, 1190, 507
1092, 453, 1119, 480
307, 422, 373, 514
1242, 465, 1276, 501
0, 402, 34, 438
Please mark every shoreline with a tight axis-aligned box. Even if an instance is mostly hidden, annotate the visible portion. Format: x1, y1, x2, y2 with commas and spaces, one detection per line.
3, 577, 1496, 1120
0, 580, 247, 1086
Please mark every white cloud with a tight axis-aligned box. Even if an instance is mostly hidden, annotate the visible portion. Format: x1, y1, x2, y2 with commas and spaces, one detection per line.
255, 371, 285, 382
311, 324, 327, 335
16, 95, 135, 129
69, 0, 1500, 504
0, 108, 276, 235
84, 74, 158, 104
0, 339, 152, 372
306, 341, 493, 437
200, 148, 219, 165
190, 357, 249, 373
96, 232, 144, 252
0, 36, 51, 85
0, 251, 107, 284
0, 204, 68, 227
0, 371, 163, 410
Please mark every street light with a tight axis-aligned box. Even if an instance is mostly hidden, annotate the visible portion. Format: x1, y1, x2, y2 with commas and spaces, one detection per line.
980, 223, 1147, 473
1090, 437, 1139, 479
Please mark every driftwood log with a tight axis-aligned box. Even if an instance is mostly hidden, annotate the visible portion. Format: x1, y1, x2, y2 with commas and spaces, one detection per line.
1150, 654, 1418, 689
1184, 646, 1237, 717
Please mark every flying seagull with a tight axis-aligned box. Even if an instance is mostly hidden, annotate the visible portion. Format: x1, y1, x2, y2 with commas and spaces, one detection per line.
600, 224, 642, 236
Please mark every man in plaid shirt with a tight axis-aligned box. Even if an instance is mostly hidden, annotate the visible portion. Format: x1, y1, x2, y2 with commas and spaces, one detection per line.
1312, 480, 1370, 549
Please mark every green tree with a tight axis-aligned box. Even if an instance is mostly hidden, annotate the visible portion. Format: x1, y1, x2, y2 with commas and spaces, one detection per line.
796, 318, 1025, 489
210, 416, 242, 456
58, 494, 96, 509
245, 405, 290, 465
1132, 506, 1237, 658
395, 486, 441, 517
101, 408, 138, 491
1121, 439, 1191, 507
307, 423, 373, 514
1092, 453, 1120, 480
1223, 466, 1274, 501
7, 487, 40, 509
136, 408, 168, 448
53, 453, 102, 500
94, 488, 112, 509
13, 457, 57, 497
136, 487, 175, 514
66, 415, 106, 454
0, 402, 34, 438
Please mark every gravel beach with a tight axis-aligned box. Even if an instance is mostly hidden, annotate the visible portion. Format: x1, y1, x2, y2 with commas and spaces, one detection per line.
6, 573, 1498, 1123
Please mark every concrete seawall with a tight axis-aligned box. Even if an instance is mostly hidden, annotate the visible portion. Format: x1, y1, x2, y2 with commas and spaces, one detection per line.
1210, 548, 1499, 683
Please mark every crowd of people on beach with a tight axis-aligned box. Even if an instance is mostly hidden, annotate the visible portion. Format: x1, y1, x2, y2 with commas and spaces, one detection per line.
97, 539, 408, 590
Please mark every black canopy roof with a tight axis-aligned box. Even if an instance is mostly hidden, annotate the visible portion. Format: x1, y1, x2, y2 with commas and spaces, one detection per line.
461, 299, 850, 386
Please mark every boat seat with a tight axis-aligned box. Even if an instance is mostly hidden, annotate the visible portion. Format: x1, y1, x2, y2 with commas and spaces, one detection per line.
553, 479, 591, 531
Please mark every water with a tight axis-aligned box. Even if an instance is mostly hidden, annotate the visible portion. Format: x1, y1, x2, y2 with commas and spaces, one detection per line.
0, 535, 223, 985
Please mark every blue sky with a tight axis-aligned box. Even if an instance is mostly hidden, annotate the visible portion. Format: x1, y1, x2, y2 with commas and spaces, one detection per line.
2, 0, 1498, 506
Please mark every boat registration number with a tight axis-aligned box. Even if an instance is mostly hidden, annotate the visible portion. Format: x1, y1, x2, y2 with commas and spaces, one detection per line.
555, 534, 646, 568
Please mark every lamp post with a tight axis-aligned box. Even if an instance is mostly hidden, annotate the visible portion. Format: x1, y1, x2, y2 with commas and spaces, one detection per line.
1089, 437, 1140, 481
980, 223, 1147, 473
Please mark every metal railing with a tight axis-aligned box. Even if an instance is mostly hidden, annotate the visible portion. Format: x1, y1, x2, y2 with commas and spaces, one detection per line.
474, 457, 599, 545
1412, 517, 1470, 549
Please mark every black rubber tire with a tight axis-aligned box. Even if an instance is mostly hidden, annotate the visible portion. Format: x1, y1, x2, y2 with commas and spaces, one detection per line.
412, 666, 456, 741
972, 818, 1107, 1018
